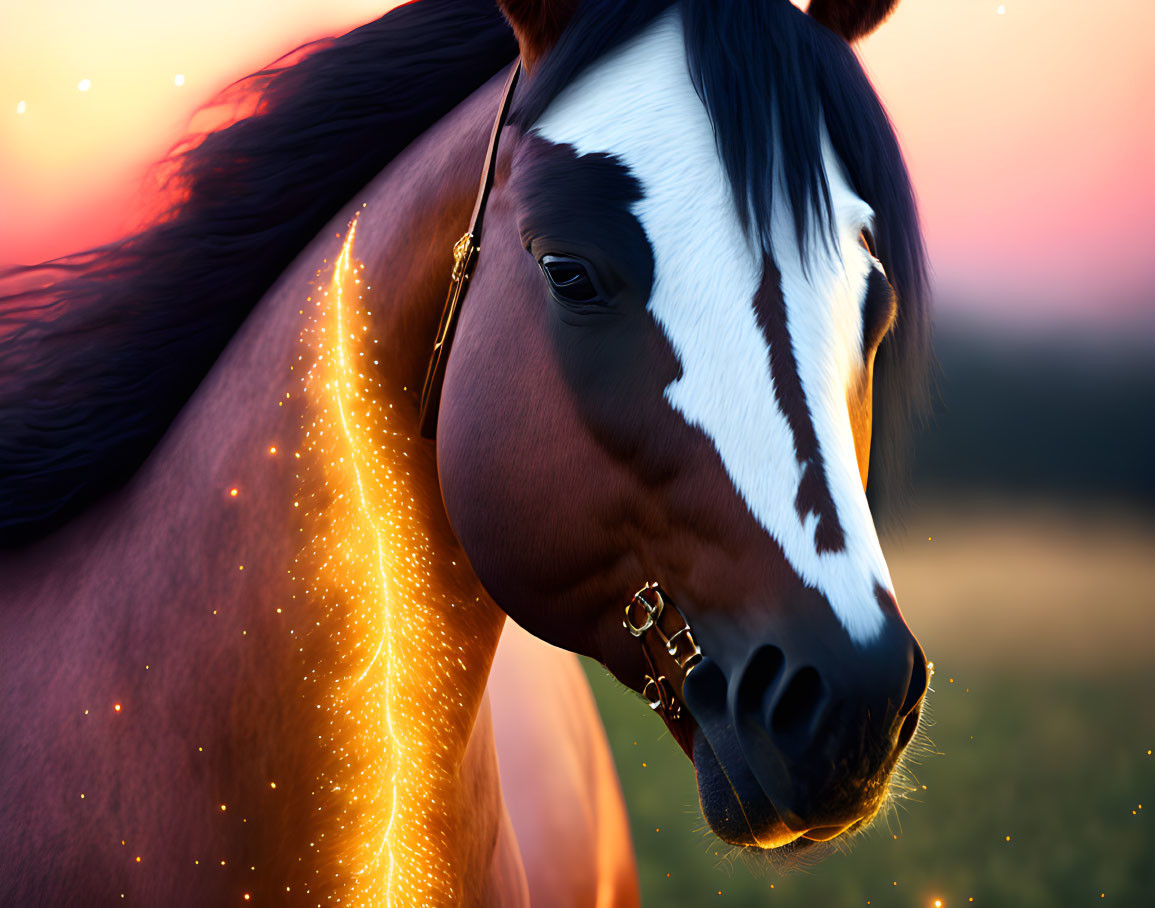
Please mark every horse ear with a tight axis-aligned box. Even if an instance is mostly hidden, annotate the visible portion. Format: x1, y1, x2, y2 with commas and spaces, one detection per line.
497, 0, 579, 70
806, 0, 900, 42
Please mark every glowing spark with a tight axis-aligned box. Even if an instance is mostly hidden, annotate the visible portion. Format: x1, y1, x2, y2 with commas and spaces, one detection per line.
113, 703, 122, 713
297, 212, 501, 903
16, 100, 26, 115
229, 487, 239, 497
268, 446, 277, 455
78, 78, 91, 92
174, 74, 185, 87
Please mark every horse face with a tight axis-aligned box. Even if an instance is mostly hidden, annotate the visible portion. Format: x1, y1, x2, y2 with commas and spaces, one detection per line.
437, 11, 926, 850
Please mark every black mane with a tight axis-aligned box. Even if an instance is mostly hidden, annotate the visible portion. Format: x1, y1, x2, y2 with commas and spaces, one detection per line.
0, 0, 517, 546
0, 0, 928, 546
514, 0, 930, 508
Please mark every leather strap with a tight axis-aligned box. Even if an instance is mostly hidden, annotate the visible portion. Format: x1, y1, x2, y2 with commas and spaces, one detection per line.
420, 62, 522, 439
624, 582, 703, 755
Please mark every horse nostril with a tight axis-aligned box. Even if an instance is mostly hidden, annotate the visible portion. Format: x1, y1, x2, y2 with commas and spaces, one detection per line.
899, 640, 928, 717
735, 644, 785, 720
769, 666, 827, 754
897, 703, 921, 749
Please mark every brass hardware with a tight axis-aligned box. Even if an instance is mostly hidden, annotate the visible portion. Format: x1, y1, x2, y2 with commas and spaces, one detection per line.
624, 581, 664, 636
449, 232, 477, 284
642, 674, 681, 720
625, 581, 700, 738
664, 625, 703, 673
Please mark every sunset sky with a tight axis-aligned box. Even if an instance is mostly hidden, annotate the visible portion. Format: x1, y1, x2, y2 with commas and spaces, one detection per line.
2, 0, 1151, 330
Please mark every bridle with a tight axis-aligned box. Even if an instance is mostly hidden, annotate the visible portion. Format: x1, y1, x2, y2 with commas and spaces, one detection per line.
418, 61, 521, 440
417, 62, 703, 754
623, 582, 703, 754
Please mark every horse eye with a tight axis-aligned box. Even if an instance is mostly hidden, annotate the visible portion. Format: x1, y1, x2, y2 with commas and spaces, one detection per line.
539, 254, 601, 304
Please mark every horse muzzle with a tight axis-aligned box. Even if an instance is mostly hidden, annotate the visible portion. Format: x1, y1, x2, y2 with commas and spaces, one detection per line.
680, 609, 928, 849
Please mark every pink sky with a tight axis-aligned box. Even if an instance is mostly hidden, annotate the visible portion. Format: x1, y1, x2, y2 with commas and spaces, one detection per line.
2, 0, 1152, 328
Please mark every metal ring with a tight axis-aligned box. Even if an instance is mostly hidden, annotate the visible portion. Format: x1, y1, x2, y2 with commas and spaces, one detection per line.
624, 583, 664, 637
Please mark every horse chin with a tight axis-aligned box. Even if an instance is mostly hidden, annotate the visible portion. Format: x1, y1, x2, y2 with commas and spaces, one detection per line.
691, 729, 802, 849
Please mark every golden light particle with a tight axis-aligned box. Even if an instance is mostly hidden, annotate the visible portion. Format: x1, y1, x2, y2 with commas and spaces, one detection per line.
220, 804, 227, 812
935, 901, 943, 907
113, 703, 122, 713
135, 856, 141, 863
1005, 835, 1011, 842
229, 488, 239, 498
269, 446, 277, 455
243, 895, 251, 902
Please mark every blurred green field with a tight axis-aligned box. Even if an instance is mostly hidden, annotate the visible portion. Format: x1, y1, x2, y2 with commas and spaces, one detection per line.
581, 503, 1155, 907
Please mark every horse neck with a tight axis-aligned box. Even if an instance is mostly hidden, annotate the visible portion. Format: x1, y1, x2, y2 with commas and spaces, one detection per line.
284, 72, 524, 902
0, 70, 520, 904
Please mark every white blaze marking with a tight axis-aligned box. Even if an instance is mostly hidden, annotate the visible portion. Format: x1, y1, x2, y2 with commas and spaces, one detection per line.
535, 9, 891, 642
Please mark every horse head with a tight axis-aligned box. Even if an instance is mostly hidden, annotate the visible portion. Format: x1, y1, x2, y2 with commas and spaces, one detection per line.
432, 0, 930, 851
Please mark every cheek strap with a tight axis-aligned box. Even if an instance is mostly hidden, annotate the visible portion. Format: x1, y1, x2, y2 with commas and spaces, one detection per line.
419, 61, 522, 439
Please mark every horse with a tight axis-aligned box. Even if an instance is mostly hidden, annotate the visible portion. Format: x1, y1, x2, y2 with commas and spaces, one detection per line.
0, 0, 931, 904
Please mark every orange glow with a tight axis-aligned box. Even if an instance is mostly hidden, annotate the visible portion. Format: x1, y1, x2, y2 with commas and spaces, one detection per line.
293, 215, 503, 903
228, 487, 239, 497
268, 445, 277, 455
113, 703, 122, 712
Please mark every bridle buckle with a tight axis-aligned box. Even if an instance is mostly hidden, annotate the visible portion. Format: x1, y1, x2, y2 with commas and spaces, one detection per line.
624, 581, 665, 636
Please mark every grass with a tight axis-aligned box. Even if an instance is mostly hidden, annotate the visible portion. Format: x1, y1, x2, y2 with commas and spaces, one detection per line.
580, 503, 1155, 907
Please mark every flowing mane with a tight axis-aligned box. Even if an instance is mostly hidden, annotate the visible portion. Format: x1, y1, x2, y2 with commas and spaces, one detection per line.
0, 0, 928, 548
0, 0, 517, 546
